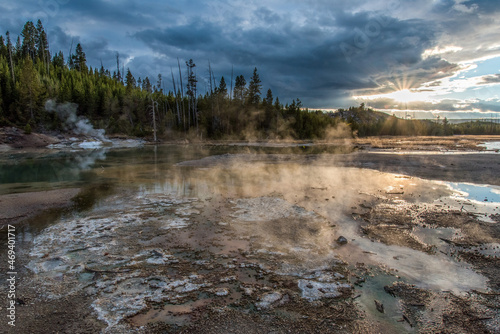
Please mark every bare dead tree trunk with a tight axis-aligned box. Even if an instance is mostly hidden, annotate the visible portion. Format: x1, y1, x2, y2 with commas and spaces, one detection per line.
186, 62, 191, 129
171, 68, 181, 128
208, 61, 214, 131
230, 65, 233, 101
212, 69, 220, 133
194, 68, 198, 134
116, 52, 120, 81
177, 58, 186, 132
151, 97, 157, 142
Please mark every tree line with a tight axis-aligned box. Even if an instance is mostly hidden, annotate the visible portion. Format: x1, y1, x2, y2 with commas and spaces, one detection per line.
335, 104, 500, 136
0, 20, 341, 140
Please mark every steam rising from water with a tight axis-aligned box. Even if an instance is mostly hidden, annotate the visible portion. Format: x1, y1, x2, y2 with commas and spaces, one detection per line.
45, 99, 106, 140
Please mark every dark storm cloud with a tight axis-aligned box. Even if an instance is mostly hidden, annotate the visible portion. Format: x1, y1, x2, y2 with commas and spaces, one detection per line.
132, 8, 451, 107
50, 0, 181, 27
479, 74, 500, 84
460, 0, 500, 13
134, 21, 220, 50
48, 26, 77, 54
46, 26, 122, 71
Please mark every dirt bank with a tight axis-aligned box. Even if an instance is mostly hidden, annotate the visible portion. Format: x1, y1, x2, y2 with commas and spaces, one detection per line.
0, 127, 61, 150
0, 188, 80, 225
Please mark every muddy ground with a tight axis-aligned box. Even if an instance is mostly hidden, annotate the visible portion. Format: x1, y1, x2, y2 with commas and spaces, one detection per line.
0, 137, 499, 334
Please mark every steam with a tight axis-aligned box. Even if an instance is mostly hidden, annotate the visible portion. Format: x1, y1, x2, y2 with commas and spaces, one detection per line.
45, 99, 106, 140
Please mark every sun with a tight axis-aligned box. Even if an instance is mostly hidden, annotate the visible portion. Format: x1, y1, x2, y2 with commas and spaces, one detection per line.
384, 89, 423, 103
354, 88, 433, 103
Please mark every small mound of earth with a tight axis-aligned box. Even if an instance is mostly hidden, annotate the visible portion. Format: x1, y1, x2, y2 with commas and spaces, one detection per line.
0, 126, 60, 149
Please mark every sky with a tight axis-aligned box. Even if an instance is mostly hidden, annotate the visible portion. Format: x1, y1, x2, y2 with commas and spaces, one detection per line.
1, 0, 500, 119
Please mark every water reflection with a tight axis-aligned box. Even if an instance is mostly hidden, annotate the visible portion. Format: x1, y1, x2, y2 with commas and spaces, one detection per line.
0, 149, 107, 194
0, 143, 356, 195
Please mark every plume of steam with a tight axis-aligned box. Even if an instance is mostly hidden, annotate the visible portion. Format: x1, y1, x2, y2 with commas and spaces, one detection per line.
45, 99, 106, 140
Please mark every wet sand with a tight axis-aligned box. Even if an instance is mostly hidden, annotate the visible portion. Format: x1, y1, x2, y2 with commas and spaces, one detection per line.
0, 188, 81, 225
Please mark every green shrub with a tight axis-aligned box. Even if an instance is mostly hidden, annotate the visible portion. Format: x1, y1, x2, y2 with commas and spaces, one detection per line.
24, 123, 32, 134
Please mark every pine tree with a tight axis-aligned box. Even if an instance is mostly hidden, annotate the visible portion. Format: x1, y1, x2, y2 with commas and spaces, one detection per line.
71, 43, 87, 72
247, 67, 262, 106
185, 59, 197, 98
156, 73, 162, 92
52, 51, 65, 68
218, 76, 228, 97
115, 52, 122, 82
15, 36, 22, 61
35, 20, 50, 67
0, 36, 6, 58
233, 75, 246, 103
21, 21, 37, 61
17, 56, 41, 121
264, 89, 275, 130
265, 88, 273, 105
5, 32, 15, 82
125, 68, 136, 90
143, 76, 152, 93
274, 97, 282, 111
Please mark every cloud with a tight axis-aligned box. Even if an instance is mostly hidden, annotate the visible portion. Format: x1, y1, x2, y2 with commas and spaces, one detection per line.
479, 74, 500, 84
367, 98, 500, 113
0, 0, 499, 111
131, 8, 450, 108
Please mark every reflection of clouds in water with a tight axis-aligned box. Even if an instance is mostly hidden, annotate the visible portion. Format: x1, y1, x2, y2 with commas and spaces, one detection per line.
353, 235, 488, 293
491, 188, 500, 196
446, 182, 500, 203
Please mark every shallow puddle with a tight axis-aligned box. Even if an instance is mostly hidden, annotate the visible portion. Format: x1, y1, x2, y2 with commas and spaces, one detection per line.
441, 182, 500, 222
356, 273, 413, 333
130, 299, 211, 326
479, 141, 500, 151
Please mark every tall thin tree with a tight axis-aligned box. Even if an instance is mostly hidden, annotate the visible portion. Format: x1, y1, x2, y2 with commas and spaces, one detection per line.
6, 31, 15, 82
